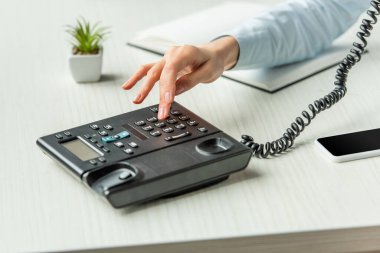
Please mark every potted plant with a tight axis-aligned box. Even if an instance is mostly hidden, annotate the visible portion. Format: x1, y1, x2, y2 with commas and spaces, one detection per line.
66, 18, 109, 82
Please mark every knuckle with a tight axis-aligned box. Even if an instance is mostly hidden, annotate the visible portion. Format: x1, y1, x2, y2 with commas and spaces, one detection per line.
164, 62, 177, 72
165, 46, 179, 56
147, 69, 159, 79
139, 64, 149, 72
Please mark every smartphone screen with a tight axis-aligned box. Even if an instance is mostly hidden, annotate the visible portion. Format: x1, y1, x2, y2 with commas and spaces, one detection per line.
317, 128, 380, 156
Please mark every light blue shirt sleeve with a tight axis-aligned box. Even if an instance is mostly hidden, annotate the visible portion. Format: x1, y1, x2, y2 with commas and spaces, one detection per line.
225, 0, 371, 69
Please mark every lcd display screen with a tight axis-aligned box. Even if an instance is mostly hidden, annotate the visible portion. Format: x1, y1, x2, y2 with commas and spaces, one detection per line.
62, 138, 101, 161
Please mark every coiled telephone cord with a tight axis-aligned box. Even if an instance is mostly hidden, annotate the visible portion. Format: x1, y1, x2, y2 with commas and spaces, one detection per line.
241, 1, 380, 158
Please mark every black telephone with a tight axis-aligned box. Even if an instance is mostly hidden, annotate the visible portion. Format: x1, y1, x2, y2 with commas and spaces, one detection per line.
37, 2, 379, 208
37, 102, 252, 208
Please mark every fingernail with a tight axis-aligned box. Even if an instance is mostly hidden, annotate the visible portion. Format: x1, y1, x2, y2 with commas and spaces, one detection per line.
122, 81, 129, 89
158, 107, 166, 119
134, 93, 141, 102
164, 91, 171, 103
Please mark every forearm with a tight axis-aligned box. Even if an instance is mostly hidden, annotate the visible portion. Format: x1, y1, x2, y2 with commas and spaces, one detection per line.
224, 0, 371, 69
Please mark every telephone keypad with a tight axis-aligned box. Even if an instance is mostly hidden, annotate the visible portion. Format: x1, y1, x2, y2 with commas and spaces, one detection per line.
90, 124, 99, 130
142, 125, 154, 131
52, 103, 218, 169
179, 115, 190, 121
98, 130, 108, 136
135, 120, 146, 126
98, 157, 106, 163
170, 110, 182, 116
149, 107, 159, 113
167, 118, 178, 124
150, 130, 162, 137
147, 117, 158, 123
114, 142, 124, 148
123, 148, 134, 154
187, 120, 198, 126
175, 123, 186, 129
155, 122, 166, 128
103, 124, 113, 130
128, 142, 138, 148
162, 127, 174, 133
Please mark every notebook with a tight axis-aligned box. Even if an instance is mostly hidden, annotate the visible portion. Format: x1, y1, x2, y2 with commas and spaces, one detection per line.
127, 2, 358, 92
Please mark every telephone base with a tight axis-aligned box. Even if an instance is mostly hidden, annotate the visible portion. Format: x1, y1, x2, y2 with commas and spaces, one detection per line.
160, 175, 230, 198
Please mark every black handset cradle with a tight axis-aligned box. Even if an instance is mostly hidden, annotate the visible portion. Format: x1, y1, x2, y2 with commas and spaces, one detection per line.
37, 102, 252, 208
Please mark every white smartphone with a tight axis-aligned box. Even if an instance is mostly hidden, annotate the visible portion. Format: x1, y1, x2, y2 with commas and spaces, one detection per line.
315, 128, 380, 162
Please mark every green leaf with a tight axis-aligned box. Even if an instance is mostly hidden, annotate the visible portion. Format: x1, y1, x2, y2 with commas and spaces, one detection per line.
66, 17, 109, 54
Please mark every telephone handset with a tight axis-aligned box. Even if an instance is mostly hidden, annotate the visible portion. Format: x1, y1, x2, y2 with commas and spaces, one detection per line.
241, 1, 380, 158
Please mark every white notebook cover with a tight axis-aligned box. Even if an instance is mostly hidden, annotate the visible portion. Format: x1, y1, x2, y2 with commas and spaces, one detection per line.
128, 2, 357, 92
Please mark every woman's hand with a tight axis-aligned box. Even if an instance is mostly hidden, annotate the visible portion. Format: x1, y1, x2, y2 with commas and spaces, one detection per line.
122, 36, 239, 120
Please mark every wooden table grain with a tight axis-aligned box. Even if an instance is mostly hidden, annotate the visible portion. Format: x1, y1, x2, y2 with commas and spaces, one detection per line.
1, 0, 380, 252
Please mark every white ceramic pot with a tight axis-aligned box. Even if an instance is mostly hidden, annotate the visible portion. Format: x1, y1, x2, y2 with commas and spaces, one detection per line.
69, 48, 103, 82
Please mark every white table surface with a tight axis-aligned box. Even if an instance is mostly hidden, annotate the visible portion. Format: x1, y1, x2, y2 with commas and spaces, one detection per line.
1, 0, 380, 252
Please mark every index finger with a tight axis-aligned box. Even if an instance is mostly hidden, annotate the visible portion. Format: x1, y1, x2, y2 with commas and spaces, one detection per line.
157, 47, 201, 119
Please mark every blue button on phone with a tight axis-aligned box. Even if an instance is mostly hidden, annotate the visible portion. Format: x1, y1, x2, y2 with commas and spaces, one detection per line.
102, 131, 130, 143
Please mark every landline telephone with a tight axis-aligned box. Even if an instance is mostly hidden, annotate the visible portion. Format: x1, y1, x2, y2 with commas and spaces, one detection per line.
37, 102, 252, 208
37, 2, 379, 208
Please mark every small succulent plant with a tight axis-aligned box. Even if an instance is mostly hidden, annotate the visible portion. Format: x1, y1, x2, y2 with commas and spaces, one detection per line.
66, 18, 109, 55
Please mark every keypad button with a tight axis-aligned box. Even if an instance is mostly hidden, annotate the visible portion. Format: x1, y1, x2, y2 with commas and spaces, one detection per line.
170, 110, 182, 116
175, 123, 186, 129
128, 142, 138, 148
84, 134, 91, 139
154, 122, 166, 128
198, 127, 208, 133
102, 147, 110, 153
150, 130, 162, 137
64, 131, 71, 137
89, 160, 98, 165
187, 120, 199, 126
98, 157, 106, 163
90, 124, 99, 130
103, 124, 113, 130
164, 131, 191, 141
114, 141, 124, 148
102, 131, 130, 143
96, 143, 104, 148
98, 130, 108, 136
123, 148, 134, 155
134, 120, 146, 126
142, 125, 154, 131
150, 107, 159, 113
166, 118, 178, 124
178, 115, 190, 121
162, 127, 174, 133
55, 134, 63, 139
147, 117, 158, 123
